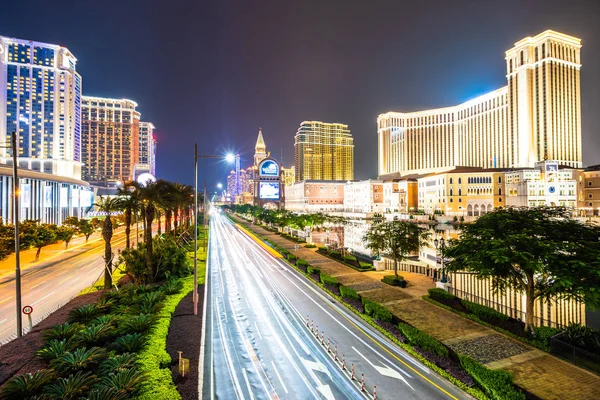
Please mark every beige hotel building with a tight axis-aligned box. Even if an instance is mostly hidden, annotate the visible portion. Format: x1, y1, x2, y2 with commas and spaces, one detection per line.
378, 30, 582, 178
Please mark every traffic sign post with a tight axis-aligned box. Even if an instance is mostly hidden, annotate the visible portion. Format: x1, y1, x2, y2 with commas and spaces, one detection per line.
22, 305, 33, 332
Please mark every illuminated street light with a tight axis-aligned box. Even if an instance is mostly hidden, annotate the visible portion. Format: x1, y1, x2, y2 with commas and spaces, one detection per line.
225, 153, 236, 163
217, 183, 223, 189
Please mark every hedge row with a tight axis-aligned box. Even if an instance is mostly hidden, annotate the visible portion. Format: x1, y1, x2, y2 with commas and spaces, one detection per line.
397, 322, 448, 357
428, 288, 508, 322
460, 355, 525, 400
135, 275, 195, 400
381, 274, 407, 288
363, 299, 393, 323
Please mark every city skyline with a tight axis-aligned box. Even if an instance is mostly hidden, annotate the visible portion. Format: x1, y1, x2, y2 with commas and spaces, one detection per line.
0, 0, 598, 187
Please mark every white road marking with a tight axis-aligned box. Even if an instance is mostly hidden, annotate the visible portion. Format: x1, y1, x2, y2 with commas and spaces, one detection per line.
31, 291, 55, 306
301, 357, 332, 379
0, 318, 7, 325
317, 384, 335, 400
241, 368, 255, 400
0, 296, 13, 305
254, 321, 263, 340
271, 361, 289, 394
28, 280, 47, 290
353, 346, 414, 389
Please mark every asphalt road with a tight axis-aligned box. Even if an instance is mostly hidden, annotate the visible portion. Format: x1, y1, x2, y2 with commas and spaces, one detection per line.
202, 213, 470, 400
0, 225, 145, 344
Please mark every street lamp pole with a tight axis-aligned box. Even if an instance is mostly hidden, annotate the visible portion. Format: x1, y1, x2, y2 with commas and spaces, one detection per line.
11, 133, 22, 337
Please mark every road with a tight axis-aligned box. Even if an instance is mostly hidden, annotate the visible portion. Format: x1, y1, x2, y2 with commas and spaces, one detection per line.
202, 212, 469, 400
0, 223, 150, 345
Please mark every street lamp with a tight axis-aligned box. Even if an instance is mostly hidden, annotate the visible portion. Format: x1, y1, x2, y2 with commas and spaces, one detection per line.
192, 145, 235, 315
433, 237, 447, 283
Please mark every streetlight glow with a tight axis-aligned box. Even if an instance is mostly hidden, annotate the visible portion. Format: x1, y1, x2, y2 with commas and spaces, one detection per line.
217, 183, 223, 189
225, 153, 235, 163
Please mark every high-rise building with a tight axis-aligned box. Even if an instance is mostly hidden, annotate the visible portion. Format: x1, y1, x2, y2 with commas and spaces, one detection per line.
254, 127, 267, 166
0, 36, 82, 179
294, 121, 354, 182
81, 96, 140, 187
378, 30, 582, 178
134, 121, 156, 179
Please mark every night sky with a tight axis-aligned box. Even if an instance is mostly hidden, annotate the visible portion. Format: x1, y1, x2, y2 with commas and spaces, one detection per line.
2, 0, 599, 188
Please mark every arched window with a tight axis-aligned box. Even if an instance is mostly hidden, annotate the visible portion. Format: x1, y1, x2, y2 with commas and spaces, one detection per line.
458, 188, 462, 196
458, 178, 462, 184
450, 188, 453, 196
499, 188, 502, 196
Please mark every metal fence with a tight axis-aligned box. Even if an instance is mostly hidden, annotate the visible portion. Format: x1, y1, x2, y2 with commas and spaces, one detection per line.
550, 332, 600, 375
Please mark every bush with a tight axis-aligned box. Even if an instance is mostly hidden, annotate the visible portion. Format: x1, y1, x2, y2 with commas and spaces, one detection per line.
43, 323, 82, 343
50, 347, 106, 375
68, 304, 103, 324
459, 355, 525, 400
101, 368, 145, 394
561, 323, 600, 354
307, 266, 321, 275
343, 254, 357, 263
317, 246, 327, 251
381, 275, 407, 287
363, 300, 393, 323
99, 353, 137, 375
397, 323, 449, 357
287, 254, 297, 263
531, 326, 562, 350
461, 300, 508, 322
0, 369, 56, 399
76, 324, 114, 347
120, 314, 156, 335
339, 285, 360, 301
359, 261, 372, 269
43, 371, 97, 399
320, 274, 339, 287
329, 250, 341, 259
304, 244, 317, 248
296, 259, 308, 267
428, 288, 458, 303
37, 339, 73, 362
112, 333, 147, 354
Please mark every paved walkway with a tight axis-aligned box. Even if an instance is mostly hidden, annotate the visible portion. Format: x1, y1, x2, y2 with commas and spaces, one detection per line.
233, 216, 600, 400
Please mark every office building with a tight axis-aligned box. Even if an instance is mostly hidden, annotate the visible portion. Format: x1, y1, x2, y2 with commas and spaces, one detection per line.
344, 180, 384, 214
0, 35, 82, 180
81, 96, 140, 187
134, 121, 156, 179
378, 30, 582, 178
294, 121, 354, 182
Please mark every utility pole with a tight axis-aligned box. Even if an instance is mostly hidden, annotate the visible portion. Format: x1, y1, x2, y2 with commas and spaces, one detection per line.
203, 180, 207, 251
193, 144, 198, 316
12, 133, 22, 337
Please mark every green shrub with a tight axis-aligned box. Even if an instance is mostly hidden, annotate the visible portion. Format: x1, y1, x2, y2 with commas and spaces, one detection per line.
531, 326, 563, 350
343, 254, 357, 262
427, 288, 458, 303
397, 323, 449, 357
339, 285, 360, 300
101, 368, 145, 395
363, 300, 393, 323
135, 276, 193, 400
329, 250, 341, 259
461, 300, 508, 322
99, 353, 137, 375
307, 266, 321, 275
50, 347, 106, 375
120, 314, 156, 335
42, 323, 82, 343
160, 278, 184, 295
304, 243, 317, 248
0, 369, 56, 399
37, 339, 73, 362
296, 259, 308, 267
86, 387, 128, 400
381, 275, 407, 287
76, 324, 113, 347
317, 245, 327, 251
43, 371, 97, 400
112, 333, 147, 354
320, 274, 339, 287
287, 254, 297, 262
358, 261, 372, 269
68, 304, 103, 324
459, 355, 525, 400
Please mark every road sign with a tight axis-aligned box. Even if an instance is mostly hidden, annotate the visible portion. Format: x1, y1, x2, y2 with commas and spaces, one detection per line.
22, 305, 33, 315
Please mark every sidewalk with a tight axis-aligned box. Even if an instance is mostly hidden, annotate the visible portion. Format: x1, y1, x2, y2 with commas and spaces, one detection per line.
234, 217, 600, 400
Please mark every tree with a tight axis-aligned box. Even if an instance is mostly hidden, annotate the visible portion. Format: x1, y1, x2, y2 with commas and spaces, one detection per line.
94, 197, 120, 289
363, 220, 430, 278
20, 220, 57, 261
116, 185, 139, 249
0, 219, 14, 261
444, 207, 600, 332
55, 225, 76, 249
78, 219, 95, 242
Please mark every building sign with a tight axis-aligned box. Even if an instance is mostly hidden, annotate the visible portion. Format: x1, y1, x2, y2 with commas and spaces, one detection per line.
60, 187, 69, 208
259, 182, 280, 199
71, 188, 80, 208
259, 160, 279, 177
81, 190, 93, 208
545, 163, 559, 172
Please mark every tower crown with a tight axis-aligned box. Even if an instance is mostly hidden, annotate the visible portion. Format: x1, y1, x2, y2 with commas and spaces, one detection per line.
255, 128, 266, 152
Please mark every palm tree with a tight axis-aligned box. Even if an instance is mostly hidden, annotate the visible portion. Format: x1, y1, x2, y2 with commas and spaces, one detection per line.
94, 196, 121, 289
116, 184, 139, 250
171, 182, 193, 233
136, 181, 163, 279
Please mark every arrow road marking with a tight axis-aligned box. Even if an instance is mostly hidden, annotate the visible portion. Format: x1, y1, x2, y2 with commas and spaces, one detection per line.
301, 357, 332, 380
353, 346, 414, 390
301, 357, 335, 399
317, 383, 335, 400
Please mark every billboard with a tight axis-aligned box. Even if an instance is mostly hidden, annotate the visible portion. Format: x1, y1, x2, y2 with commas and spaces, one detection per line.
259, 182, 280, 199
81, 190, 93, 208
259, 159, 279, 177
22, 184, 31, 208
44, 186, 53, 208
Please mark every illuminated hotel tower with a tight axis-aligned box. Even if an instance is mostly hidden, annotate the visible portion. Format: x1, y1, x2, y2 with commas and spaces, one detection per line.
294, 121, 354, 182
81, 97, 140, 187
377, 30, 582, 177
0, 36, 82, 179
134, 121, 156, 179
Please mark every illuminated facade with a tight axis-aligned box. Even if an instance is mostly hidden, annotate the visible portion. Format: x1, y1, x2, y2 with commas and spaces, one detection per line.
579, 165, 600, 216
294, 121, 354, 182
344, 180, 384, 214
0, 36, 82, 180
378, 30, 582, 177
284, 180, 345, 213
81, 97, 140, 187
134, 121, 156, 179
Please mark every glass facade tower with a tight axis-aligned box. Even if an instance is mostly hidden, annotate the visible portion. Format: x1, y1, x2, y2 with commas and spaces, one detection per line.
0, 36, 83, 179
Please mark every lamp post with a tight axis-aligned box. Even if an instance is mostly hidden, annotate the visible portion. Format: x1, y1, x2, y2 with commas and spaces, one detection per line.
192, 146, 235, 315
433, 237, 447, 284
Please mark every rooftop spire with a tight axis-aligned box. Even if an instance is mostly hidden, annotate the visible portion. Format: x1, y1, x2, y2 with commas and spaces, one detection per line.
255, 127, 266, 151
